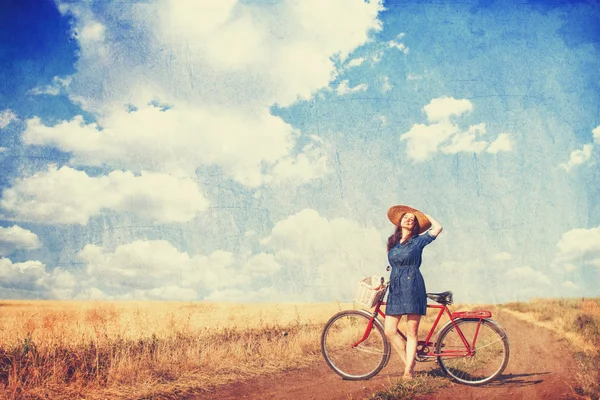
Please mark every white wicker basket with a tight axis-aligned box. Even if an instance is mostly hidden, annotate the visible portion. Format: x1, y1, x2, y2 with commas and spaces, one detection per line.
354, 275, 385, 308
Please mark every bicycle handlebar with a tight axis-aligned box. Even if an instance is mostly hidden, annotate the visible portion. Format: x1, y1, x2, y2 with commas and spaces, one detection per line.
380, 265, 391, 288
375, 267, 391, 291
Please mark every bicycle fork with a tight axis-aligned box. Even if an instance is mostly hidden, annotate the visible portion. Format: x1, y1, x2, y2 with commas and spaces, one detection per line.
351, 312, 379, 348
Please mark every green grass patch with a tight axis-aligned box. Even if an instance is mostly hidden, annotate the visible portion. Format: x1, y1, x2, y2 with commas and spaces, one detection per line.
367, 371, 451, 400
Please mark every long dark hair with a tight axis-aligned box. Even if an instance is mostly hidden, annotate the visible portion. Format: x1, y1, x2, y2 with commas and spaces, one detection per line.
387, 213, 421, 251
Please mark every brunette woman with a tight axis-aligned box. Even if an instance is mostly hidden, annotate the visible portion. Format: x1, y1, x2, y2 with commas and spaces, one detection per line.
385, 205, 443, 379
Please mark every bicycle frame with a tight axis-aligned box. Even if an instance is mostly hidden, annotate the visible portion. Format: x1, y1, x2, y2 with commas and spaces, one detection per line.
353, 298, 491, 359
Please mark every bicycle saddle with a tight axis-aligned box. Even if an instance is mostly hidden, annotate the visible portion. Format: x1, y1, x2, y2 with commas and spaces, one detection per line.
426, 291, 453, 305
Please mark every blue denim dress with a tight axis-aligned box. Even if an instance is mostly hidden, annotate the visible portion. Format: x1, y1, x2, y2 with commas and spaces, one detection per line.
386, 231, 436, 316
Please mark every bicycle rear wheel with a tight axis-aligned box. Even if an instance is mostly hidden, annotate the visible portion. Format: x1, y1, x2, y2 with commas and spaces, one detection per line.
321, 310, 390, 380
436, 318, 509, 385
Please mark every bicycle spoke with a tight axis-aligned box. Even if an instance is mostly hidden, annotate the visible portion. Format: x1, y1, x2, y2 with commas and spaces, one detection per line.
353, 344, 386, 355
474, 335, 505, 351
321, 310, 389, 380
436, 319, 509, 385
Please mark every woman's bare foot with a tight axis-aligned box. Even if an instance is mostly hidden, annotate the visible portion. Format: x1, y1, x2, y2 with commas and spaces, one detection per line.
402, 360, 416, 380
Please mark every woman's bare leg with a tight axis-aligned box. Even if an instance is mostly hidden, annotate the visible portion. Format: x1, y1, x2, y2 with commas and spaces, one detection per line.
384, 314, 408, 367
404, 314, 421, 379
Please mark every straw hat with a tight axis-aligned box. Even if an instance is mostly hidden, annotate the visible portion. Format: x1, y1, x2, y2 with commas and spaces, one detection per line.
387, 205, 431, 234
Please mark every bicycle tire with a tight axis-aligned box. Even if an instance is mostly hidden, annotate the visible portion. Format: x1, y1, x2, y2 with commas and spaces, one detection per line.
436, 318, 509, 385
321, 309, 390, 380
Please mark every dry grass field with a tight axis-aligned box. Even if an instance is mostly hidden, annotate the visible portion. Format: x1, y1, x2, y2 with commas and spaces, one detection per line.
0, 299, 473, 400
0, 300, 354, 399
6, 298, 595, 400
501, 297, 600, 399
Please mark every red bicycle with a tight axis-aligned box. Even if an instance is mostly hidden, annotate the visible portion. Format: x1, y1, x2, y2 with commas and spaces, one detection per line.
321, 275, 510, 385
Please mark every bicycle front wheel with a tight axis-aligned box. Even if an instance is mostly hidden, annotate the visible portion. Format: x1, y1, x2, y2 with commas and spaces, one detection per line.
436, 318, 509, 385
321, 310, 390, 380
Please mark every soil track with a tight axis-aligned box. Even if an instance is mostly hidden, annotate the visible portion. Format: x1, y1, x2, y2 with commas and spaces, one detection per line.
190, 308, 580, 400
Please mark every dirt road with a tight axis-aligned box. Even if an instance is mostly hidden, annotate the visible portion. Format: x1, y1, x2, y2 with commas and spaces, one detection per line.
190, 308, 580, 400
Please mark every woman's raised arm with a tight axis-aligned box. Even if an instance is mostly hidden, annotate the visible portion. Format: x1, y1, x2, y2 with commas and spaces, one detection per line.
424, 213, 443, 237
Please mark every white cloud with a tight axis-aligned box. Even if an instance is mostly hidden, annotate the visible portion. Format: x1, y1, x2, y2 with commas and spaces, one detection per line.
0, 110, 17, 129
387, 32, 409, 54
157, 0, 383, 88
243, 253, 281, 276
545, 227, 600, 297
70, 205, 377, 298
75, 287, 111, 300
0, 258, 76, 298
407, 74, 423, 81
423, 97, 473, 122
43, 266, 78, 298
487, 133, 513, 154
593, 125, 600, 142
388, 40, 409, 54
270, 140, 328, 185
280, 0, 383, 62
76, 20, 106, 43
371, 49, 384, 64
336, 80, 368, 95
381, 76, 392, 93
161, 0, 237, 38
564, 263, 577, 272
493, 252, 512, 261
0, 259, 44, 290
201, 15, 268, 71
496, 265, 553, 301
504, 265, 551, 286
79, 240, 241, 293
124, 286, 199, 301
427, 260, 553, 304
554, 227, 600, 268
260, 209, 385, 301
401, 98, 512, 162
563, 280, 578, 290
46, 0, 383, 189
0, 165, 208, 225
76, 284, 198, 301
59, 4, 108, 59
559, 143, 593, 171
59, 0, 383, 110
0, 225, 41, 256
75, 239, 286, 300
0, 210, 388, 301
400, 121, 459, 162
204, 286, 280, 302
345, 57, 366, 68
24, 100, 328, 188
441, 122, 488, 154
557, 124, 600, 171
23, 107, 292, 183
30, 76, 72, 96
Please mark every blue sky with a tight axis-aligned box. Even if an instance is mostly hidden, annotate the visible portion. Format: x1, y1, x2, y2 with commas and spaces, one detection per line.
0, 0, 599, 303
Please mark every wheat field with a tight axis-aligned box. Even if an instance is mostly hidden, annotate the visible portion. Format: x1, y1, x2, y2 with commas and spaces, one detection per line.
0, 300, 357, 399
0, 299, 475, 400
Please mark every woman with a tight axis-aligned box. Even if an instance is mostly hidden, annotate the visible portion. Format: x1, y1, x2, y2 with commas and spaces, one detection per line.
384, 205, 443, 380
